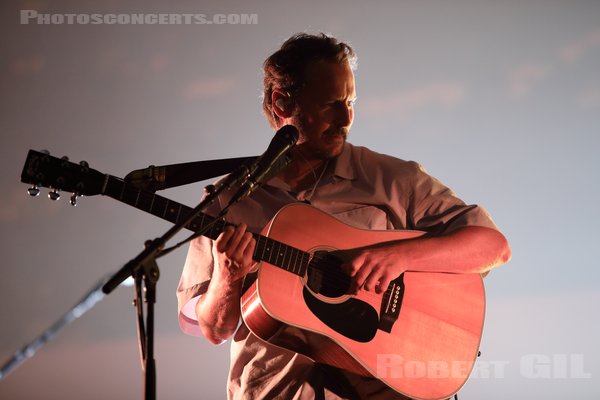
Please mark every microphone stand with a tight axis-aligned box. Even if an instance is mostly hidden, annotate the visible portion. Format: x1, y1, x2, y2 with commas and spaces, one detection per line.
101, 162, 250, 400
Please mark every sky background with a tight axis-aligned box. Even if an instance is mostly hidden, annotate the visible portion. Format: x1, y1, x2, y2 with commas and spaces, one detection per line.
1, 0, 599, 399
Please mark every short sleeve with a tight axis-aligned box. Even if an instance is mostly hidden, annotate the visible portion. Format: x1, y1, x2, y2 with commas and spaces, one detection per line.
408, 162, 499, 235
176, 235, 215, 336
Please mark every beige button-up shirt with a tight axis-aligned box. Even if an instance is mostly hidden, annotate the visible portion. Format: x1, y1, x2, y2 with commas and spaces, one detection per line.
177, 143, 499, 399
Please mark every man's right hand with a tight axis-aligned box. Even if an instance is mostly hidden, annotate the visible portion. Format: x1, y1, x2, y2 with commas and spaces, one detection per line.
195, 223, 256, 344
213, 223, 257, 284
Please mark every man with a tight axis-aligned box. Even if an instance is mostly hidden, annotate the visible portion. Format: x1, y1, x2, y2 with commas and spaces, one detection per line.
177, 33, 511, 399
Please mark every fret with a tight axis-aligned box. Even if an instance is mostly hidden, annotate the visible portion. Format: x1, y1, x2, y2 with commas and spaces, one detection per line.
268, 240, 275, 264
187, 213, 197, 231
280, 245, 288, 271
101, 174, 109, 194
300, 252, 309, 275
270, 240, 278, 265
123, 185, 139, 208
279, 242, 286, 266
282, 245, 291, 272
175, 204, 182, 223
292, 248, 300, 274
288, 248, 296, 274
162, 199, 169, 219
207, 219, 222, 240
137, 191, 153, 214
119, 180, 126, 200
296, 249, 303, 273
300, 251, 308, 274
263, 239, 270, 263
149, 194, 155, 213
260, 237, 269, 260
273, 240, 281, 265
196, 213, 210, 233
257, 236, 267, 261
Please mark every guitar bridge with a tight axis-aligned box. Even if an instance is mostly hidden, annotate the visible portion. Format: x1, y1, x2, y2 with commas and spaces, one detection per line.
378, 274, 405, 333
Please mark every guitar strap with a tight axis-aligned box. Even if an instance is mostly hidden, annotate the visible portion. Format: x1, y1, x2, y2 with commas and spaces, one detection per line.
310, 363, 361, 400
124, 155, 258, 192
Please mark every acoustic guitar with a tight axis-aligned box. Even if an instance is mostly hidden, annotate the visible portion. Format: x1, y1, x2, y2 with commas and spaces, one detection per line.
20, 149, 485, 400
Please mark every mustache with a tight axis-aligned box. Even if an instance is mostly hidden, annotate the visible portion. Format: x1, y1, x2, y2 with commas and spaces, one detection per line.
324, 127, 349, 137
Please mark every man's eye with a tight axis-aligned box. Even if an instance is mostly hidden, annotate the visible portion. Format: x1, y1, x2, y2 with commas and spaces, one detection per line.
323, 99, 356, 108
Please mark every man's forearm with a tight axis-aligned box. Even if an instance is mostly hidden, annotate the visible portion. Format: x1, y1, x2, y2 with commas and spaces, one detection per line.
195, 276, 243, 345
345, 225, 511, 292
398, 226, 511, 274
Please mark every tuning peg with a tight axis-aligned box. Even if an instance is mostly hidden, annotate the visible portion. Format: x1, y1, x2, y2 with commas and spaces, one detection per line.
48, 189, 60, 201
69, 193, 82, 206
204, 184, 216, 195
60, 156, 70, 168
40, 150, 50, 162
79, 160, 89, 173
27, 185, 40, 197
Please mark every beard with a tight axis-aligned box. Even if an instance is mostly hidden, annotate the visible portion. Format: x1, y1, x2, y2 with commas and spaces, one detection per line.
291, 114, 348, 161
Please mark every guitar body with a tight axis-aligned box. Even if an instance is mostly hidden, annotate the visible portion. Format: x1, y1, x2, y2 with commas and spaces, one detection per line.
241, 203, 485, 400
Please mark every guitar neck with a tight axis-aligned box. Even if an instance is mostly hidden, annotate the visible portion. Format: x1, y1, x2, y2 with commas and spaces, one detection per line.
101, 174, 310, 277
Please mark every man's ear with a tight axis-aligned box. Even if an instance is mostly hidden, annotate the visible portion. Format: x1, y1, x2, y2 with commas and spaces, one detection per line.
272, 90, 293, 119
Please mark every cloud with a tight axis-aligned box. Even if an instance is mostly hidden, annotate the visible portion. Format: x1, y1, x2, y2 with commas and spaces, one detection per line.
505, 29, 600, 100
507, 64, 549, 98
182, 77, 235, 100
361, 82, 466, 118
559, 28, 600, 63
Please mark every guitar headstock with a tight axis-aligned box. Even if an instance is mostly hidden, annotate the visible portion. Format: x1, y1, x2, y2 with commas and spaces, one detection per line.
20, 149, 105, 205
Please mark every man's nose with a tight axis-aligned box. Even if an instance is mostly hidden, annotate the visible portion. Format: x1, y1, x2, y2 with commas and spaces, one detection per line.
334, 103, 353, 126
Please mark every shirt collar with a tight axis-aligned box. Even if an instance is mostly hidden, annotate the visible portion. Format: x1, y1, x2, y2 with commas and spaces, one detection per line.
264, 141, 356, 191
331, 142, 355, 181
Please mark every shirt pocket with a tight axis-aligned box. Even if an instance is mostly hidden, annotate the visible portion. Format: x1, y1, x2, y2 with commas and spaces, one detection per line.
330, 205, 390, 230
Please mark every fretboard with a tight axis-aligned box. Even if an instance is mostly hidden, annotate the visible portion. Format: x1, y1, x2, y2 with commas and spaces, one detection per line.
101, 174, 310, 277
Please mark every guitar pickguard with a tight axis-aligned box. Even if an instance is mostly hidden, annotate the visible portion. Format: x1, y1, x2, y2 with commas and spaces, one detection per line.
302, 287, 378, 343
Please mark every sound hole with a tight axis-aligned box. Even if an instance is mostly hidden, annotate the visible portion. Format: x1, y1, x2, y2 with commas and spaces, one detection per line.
303, 251, 378, 342
306, 250, 350, 297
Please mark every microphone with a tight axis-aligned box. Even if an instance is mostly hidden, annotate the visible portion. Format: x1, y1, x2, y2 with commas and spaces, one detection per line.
227, 125, 299, 205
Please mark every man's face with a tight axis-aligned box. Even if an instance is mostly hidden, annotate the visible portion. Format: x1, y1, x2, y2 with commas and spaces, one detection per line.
290, 60, 356, 160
